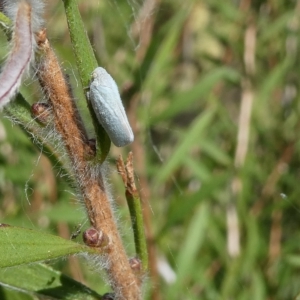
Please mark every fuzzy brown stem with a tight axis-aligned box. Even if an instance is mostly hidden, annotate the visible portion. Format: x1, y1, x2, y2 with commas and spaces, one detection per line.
35, 30, 140, 299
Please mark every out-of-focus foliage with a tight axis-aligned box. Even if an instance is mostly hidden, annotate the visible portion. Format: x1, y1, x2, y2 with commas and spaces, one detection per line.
1, 0, 300, 299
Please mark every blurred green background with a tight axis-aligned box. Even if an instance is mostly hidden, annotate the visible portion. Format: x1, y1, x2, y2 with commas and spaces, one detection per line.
1, 0, 300, 299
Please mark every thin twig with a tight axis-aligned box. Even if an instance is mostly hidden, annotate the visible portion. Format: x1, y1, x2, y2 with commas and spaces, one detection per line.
117, 153, 148, 273
127, 93, 160, 300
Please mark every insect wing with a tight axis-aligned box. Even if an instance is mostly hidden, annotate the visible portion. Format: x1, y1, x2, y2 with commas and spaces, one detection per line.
89, 70, 134, 147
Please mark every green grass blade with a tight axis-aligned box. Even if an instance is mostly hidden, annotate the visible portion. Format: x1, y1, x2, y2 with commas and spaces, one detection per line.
155, 107, 216, 183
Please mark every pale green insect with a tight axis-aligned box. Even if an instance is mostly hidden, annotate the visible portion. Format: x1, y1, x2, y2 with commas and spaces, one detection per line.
89, 67, 134, 147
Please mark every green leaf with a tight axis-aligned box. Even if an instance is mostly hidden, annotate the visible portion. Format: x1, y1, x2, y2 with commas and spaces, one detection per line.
0, 287, 33, 300
44, 201, 86, 225
0, 224, 97, 268
0, 263, 102, 300
200, 139, 232, 166
151, 67, 240, 124
159, 173, 228, 235
167, 203, 210, 298
184, 155, 211, 181
143, 5, 191, 92
285, 255, 300, 267
209, 0, 242, 22
155, 107, 216, 183
0, 11, 12, 37
259, 11, 294, 42
177, 203, 209, 278
257, 57, 293, 103
176, 203, 209, 279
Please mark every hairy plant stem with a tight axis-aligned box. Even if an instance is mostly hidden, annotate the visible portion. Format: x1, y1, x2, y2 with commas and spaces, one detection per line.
35, 30, 141, 300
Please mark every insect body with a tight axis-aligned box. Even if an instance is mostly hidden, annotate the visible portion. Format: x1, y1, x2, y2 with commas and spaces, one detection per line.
89, 67, 134, 147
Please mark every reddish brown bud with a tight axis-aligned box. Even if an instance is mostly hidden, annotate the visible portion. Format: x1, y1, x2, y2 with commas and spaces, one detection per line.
35, 28, 47, 47
31, 102, 51, 124
83, 228, 109, 248
88, 139, 96, 152
129, 257, 142, 273
85, 138, 96, 158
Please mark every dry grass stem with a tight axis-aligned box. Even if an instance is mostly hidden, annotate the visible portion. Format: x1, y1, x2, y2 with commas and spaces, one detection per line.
227, 22, 256, 258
